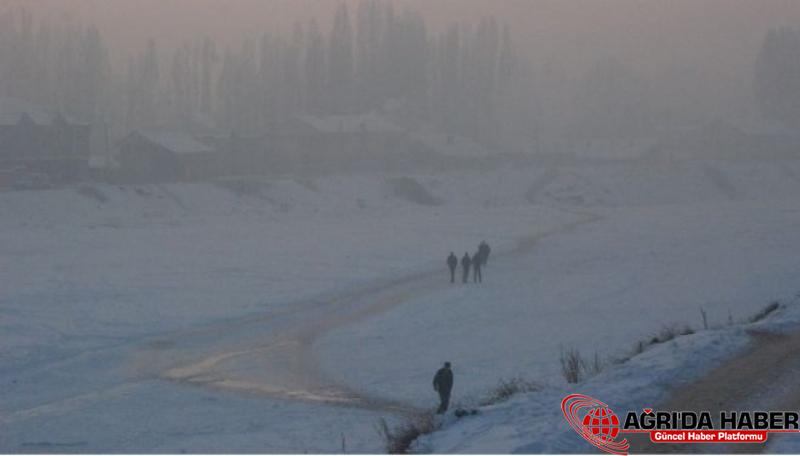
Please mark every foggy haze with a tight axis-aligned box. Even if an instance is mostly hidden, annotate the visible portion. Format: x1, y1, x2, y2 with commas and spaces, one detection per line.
7, 2, 800, 454
6, 0, 800, 130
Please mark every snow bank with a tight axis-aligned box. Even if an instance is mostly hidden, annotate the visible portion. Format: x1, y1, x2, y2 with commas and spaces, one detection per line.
415, 302, 800, 454
386, 177, 442, 206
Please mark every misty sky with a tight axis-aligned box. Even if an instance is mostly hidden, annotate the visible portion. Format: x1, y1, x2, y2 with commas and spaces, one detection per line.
11, 1, 800, 61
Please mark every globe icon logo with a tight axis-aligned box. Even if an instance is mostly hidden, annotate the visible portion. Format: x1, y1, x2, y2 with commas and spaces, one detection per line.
582, 406, 621, 442
562, 394, 629, 455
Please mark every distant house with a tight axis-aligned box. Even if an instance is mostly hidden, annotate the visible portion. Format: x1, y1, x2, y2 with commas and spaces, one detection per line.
201, 132, 272, 176
116, 130, 218, 182
275, 113, 433, 174
0, 97, 91, 180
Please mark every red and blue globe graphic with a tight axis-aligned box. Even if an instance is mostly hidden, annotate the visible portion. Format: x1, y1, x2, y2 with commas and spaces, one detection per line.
562, 394, 629, 454
582, 407, 620, 442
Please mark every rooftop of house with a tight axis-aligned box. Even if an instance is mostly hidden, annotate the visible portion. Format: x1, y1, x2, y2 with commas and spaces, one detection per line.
127, 130, 215, 155
295, 112, 405, 134
0, 97, 88, 127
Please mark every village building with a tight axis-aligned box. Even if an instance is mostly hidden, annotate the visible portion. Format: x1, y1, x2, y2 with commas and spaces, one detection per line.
116, 130, 218, 182
276, 113, 434, 174
0, 97, 91, 182
201, 132, 273, 177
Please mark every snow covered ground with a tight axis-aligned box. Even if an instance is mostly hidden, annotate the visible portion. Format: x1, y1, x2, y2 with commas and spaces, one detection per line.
317, 199, 800, 406
4, 159, 800, 452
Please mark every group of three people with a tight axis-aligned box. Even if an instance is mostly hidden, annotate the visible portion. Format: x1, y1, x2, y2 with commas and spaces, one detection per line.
447, 241, 491, 284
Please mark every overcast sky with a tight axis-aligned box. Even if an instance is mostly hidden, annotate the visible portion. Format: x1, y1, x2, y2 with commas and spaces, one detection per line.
10, 1, 799, 57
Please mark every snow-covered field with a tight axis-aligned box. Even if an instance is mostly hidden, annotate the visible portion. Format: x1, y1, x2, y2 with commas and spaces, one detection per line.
3, 159, 800, 453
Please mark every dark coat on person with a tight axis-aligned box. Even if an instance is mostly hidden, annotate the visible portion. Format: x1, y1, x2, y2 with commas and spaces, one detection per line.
461, 253, 471, 270
447, 253, 458, 271
461, 252, 472, 283
478, 241, 491, 266
472, 252, 483, 282
447, 252, 458, 283
433, 366, 454, 394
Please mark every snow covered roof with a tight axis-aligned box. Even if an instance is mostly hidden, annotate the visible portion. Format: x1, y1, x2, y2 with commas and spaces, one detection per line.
88, 154, 120, 169
133, 130, 215, 155
295, 113, 405, 134
0, 97, 87, 126
568, 137, 659, 160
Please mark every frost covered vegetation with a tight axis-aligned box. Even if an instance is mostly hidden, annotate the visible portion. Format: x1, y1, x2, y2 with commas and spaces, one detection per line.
376, 413, 437, 454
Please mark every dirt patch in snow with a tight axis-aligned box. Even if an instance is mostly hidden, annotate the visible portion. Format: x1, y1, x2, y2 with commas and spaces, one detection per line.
627, 328, 800, 454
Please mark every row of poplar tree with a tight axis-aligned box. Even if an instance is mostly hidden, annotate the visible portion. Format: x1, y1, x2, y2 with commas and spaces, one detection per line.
0, 1, 518, 145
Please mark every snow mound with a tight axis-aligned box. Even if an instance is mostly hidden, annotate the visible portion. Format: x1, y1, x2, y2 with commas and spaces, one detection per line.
522, 160, 800, 208
386, 177, 442, 206
539, 171, 609, 207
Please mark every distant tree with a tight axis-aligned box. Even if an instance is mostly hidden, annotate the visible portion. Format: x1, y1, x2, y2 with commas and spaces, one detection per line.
755, 27, 800, 127
494, 24, 517, 139
327, 3, 354, 114
217, 39, 261, 133
304, 19, 326, 114
138, 39, 160, 128
170, 45, 190, 125
574, 56, 652, 138
199, 36, 217, 115
438, 23, 462, 136
283, 23, 304, 117
0, 5, 522, 147
78, 26, 109, 121
355, 0, 380, 110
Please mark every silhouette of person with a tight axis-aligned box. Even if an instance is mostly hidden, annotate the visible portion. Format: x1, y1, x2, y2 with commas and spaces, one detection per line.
461, 252, 471, 283
478, 241, 491, 267
433, 362, 454, 414
447, 252, 458, 283
472, 251, 483, 283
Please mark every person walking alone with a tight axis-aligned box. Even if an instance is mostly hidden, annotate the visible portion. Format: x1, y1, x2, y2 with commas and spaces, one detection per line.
447, 252, 458, 283
432, 362, 454, 414
461, 252, 471, 283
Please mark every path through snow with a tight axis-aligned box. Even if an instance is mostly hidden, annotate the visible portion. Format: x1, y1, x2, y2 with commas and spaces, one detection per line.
628, 329, 800, 454
142, 207, 600, 418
